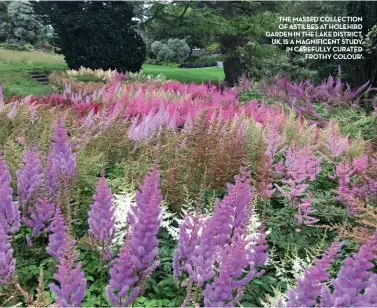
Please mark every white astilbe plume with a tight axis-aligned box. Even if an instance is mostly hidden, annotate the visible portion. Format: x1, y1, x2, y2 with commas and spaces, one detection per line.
159, 201, 184, 240
112, 193, 134, 247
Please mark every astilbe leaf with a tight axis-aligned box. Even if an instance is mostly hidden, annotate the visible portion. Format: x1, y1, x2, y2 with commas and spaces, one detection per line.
49, 234, 86, 307
16, 147, 44, 214
22, 199, 55, 237
46, 207, 67, 258
88, 177, 115, 257
0, 226, 15, 286
0, 155, 20, 234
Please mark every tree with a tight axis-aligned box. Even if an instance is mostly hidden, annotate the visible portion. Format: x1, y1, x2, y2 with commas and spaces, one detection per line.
33, 1, 146, 73
144, 1, 279, 86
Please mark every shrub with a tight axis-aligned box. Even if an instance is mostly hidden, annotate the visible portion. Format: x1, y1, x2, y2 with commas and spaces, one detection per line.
151, 39, 190, 64
180, 61, 217, 68
34, 2, 146, 73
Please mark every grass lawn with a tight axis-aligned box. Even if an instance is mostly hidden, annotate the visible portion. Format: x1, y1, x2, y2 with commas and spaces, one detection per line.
0, 49, 225, 98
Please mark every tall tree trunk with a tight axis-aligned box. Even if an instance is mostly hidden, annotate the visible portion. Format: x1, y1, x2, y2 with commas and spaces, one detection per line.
219, 35, 245, 86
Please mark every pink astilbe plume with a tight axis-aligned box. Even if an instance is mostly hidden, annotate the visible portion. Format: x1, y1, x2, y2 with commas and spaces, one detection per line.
275, 146, 322, 226
47, 207, 67, 258
0, 156, 20, 234
49, 234, 86, 307
88, 177, 115, 258
128, 164, 162, 274
287, 240, 343, 307
22, 199, 55, 237
323, 121, 349, 158
106, 244, 140, 307
16, 147, 44, 214
0, 227, 15, 286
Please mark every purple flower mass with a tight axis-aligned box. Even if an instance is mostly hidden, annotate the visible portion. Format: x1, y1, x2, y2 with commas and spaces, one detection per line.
23, 199, 55, 237
287, 240, 343, 307
128, 164, 162, 274
88, 177, 115, 250
0, 227, 15, 286
47, 119, 76, 197
16, 147, 44, 213
50, 235, 86, 307
47, 207, 67, 258
0, 156, 20, 234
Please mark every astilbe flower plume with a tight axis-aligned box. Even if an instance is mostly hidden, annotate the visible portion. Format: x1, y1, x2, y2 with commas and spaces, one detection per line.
128, 164, 162, 274
106, 244, 140, 307
47, 207, 67, 258
287, 240, 343, 307
23, 199, 55, 237
0, 227, 15, 286
16, 147, 44, 214
0, 156, 20, 234
49, 234, 86, 307
204, 229, 268, 307
47, 119, 76, 198
320, 231, 377, 307
88, 177, 115, 258
107, 165, 163, 306
179, 169, 254, 288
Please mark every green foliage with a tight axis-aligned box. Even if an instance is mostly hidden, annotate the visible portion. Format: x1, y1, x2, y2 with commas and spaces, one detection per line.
34, 2, 146, 73
151, 39, 190, 64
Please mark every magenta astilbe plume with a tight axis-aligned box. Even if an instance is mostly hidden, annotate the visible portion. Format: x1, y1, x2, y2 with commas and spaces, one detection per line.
128, 164, 162, 274
0, 227, 15, 286
88, 177, 115, 256
16, 147, 44, 213
287, 240, 343, 307
50, 235, 86, 307
23, 199, 55, 237
204, 229, 268, 307
320, 232, 377, 307
47, 207, 67, 258
295, 193, 319, 226
106, 245, 140, 307
0, 156, 20, 234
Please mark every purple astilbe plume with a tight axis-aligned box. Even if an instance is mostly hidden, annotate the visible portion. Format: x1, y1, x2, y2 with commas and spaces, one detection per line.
88, 177, 115, 257
128, 164, 162, 274
203, 229, 268, 307
50, 234, 86, 307
106, 244, 140, 306
0, 227, 15, 286
183, 169, 253, 287
287, 240, 343, 307
16, 147, 44, 213
0, 156, 20, 234
47, 119, 76, 198
47, 207, 67, 258
173, 213, 204, 282
320, 231, 377, 307
23, 199, 55, 237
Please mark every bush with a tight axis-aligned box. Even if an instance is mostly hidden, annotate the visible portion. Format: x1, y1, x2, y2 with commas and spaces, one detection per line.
34, 2, 146, 73
151, 39, 190, 64
180, 61, 218, 68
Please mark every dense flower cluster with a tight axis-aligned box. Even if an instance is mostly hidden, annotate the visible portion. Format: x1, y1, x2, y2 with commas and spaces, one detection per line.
0, 227, 15, 286
47, 207, 67, 258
